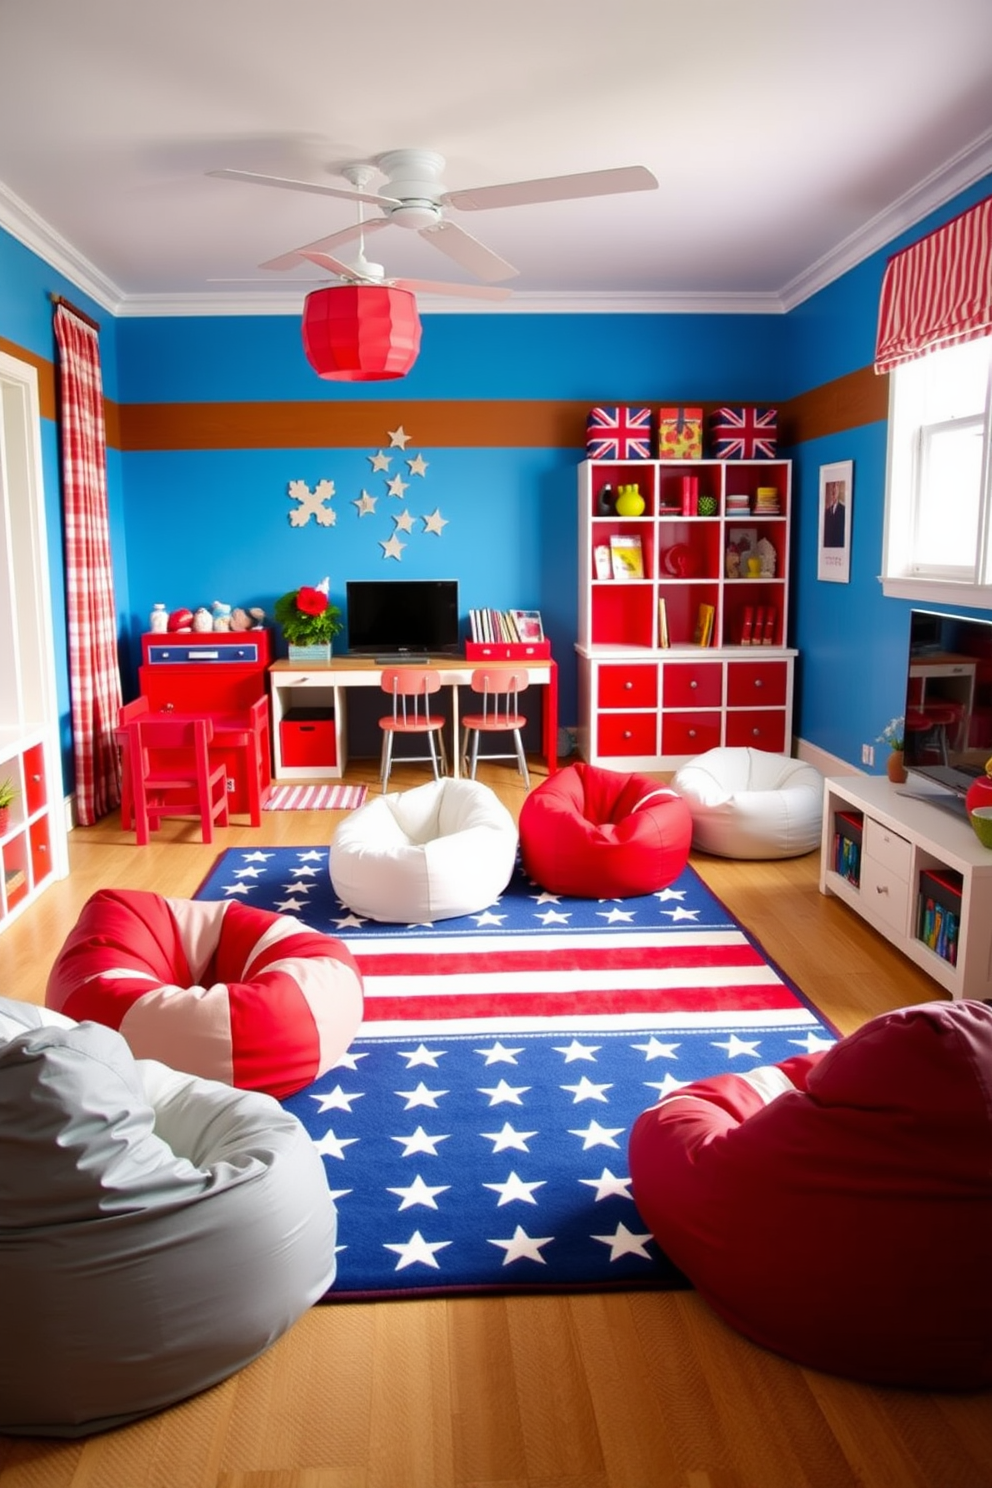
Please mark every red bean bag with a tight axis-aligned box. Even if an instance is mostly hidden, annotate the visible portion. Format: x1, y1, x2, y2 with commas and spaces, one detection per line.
519, 761, 692, 898
628, 1000, 992, 1389
46, 889, 363, 1099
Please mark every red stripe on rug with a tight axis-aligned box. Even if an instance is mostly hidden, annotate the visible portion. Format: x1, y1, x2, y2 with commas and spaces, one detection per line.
362, 982, 803, 1021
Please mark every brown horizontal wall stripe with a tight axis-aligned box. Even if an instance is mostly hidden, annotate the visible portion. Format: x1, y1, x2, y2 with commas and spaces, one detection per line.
0, 337, 56, 421
779, 365, 888, 446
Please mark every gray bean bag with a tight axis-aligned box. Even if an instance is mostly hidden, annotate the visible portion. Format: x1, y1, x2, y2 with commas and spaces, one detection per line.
0, 999, 336, 1437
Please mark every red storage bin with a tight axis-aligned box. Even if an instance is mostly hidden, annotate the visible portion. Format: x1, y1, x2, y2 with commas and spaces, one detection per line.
280, 709, 336, 769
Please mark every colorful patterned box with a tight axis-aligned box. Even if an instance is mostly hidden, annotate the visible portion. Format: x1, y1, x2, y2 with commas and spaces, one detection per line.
586, 406, 652, 460
708, 407, 778, 459
657, 406, 703, 460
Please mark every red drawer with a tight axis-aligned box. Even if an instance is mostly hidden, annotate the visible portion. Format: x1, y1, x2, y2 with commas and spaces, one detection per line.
727, 660, 788, 707
30, 816, 51, 887
597, 712, 658, 757
281, 712, 337, 768
662, 662, 722, 708
598, 664, 657, 708
662, 713, 722, 756
726, 710, 788, 752
23, 742, 46, 814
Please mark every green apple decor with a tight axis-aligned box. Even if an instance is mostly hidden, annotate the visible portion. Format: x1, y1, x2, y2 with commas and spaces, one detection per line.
966, 759, 992, 844
697, 494, 718, 517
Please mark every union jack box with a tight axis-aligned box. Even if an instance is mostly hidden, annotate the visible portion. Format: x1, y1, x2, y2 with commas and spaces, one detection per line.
709, 407, 778, 460
657, 406, 703, 460
586, 406, 653, 461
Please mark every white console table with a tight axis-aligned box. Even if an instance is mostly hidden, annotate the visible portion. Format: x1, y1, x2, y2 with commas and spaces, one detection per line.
819, 774, 992, 1001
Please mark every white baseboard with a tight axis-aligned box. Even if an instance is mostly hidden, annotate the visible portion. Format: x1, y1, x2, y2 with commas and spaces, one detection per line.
794, 737, 865, 779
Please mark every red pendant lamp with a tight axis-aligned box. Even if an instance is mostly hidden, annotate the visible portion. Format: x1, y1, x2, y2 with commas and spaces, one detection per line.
301, 284, 422, 382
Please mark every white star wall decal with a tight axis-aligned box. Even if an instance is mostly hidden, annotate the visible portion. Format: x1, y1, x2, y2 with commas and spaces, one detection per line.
422, 508, 448, 536
380, 533, 406, 561
387, 473, 409, 499
369, 450, 391, 472
388, 425, 411, 449
353, 490, 377, 516
392, 509, 416, 533
406, 453, 429, 476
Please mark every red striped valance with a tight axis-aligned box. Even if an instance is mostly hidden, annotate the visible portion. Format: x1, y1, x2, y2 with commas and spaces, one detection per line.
874, 194, 992, 373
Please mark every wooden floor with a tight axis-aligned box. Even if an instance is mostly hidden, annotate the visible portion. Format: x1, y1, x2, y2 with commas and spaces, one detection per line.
1, 758, 990, 1488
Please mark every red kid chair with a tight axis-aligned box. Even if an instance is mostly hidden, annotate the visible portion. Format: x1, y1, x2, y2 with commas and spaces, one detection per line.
128, 716, 230, 844
117, 695, 151, 830
378, 667, 449, 792
461, 668, 531, 787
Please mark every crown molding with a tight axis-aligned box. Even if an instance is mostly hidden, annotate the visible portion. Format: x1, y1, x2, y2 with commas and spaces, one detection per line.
780, 126, 992, 312
2, 128, 991, 320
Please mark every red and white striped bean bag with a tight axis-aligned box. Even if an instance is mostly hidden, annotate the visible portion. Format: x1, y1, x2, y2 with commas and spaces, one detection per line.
46, 889, 363, 1099
628, 1000, 992, 1390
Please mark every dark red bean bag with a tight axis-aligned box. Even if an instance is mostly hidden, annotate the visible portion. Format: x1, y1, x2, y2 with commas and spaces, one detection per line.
518, 761, 692, 898
46, 888, 363, 1099
628, 1000, 992, 1389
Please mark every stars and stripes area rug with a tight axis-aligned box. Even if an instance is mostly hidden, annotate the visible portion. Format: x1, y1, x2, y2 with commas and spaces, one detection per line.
263, 784, 367, 812
195, 848, 837, 1301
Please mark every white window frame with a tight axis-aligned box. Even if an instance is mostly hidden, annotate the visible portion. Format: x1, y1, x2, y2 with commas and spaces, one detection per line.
881, 336, 992, 606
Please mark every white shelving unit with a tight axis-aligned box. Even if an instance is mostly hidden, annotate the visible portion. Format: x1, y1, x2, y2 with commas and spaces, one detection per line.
819, 773, 992, 1001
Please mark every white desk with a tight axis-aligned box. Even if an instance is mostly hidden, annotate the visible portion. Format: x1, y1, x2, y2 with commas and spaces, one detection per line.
269, 656, 558, 781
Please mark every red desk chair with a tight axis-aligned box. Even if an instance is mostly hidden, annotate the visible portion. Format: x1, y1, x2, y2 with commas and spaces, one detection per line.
906, 704, 964, 764
378, 667, 448, 793
461, 668, 531, 787
127, 717, 230, 845
213, 697, 271, 826
117, 696, 151, 830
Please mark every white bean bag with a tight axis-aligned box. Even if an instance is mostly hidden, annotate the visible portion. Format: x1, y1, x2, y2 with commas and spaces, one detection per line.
330, 776, 518, 922
672, 748, 824, 860
45, 890, 364, 1099
0, 998, 337, 1438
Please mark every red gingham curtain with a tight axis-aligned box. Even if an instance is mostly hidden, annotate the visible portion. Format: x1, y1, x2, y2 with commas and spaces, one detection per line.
54, 304, 122, 825
874, 194, 992, 373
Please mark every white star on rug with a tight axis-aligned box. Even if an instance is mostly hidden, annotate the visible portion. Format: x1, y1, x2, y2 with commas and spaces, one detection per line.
274, 896, 309, 912
597, 906, 636, 923
484, 1171, 546, 1206
646, 1073, 691, 1100
591, 1222, 655, 1261
537, 907, 571, 925
384, 1230, 451, 1270
298, 849, 324, 861
664, 905, 701, 922
332, 912, 367, 929
531, 891, 562, 905
369, 450, 391, 471
578, 1168, 634, 1202
479, 1079, 530, 1106
387, 1174, 450, 1211
387, 425, 411, 449
473, 909, 507, 927
481, 1122, 538, 1153
289, 865, 320, 877
392, 1126, 450, 1157
553, 1039, 600, 1063
387, 473, 409, 498
233, 865, 265, 878
353, 490, 377, 516
569, 1120, 624, 1150
329, 1050, 370, 1070
406, 452, 429, 476
380, 533, 406, 560
313, 1129, 359, 1160
789, 1030, 836, 1052
283, 880, 314, 892
475, 1041, 525, 1065
632, 1037, 681, 1061
241, 851, 273, 862
489, 1225, 554, 1266
221, 883, 251, 896
310, 1085, 366, 1113
398, 1044, 447, 1068
396, 1082, 449, 1110
654, 887, 687, 902
422, 508, 448, 535
712, 1034, 762, 1058
562, 1076, 613, 1104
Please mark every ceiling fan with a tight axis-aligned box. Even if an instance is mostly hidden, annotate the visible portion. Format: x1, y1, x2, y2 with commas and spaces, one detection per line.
209, 147, 658, 287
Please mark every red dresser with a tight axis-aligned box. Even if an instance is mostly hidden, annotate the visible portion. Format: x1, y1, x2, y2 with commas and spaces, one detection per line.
138, 632, 272, 817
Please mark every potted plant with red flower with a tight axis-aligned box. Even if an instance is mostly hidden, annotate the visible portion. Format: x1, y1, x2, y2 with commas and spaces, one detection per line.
273, 577, 342, 662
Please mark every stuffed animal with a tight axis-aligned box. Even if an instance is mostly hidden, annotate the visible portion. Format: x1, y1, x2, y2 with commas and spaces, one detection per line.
248, 606, 267, 629
168, 607, 193, 632
230, 607, 252, 632
211, 600, 233, 632
193, 607, 214, 633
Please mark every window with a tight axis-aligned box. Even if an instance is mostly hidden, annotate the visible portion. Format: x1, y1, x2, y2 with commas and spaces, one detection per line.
881, 334, 992, 603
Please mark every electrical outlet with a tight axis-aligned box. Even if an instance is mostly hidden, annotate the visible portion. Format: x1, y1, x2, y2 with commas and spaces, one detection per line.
861, 743, 875, 766
227, 778, 236, 793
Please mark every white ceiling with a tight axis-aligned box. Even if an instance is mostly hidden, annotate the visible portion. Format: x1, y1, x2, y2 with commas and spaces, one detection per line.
2, 0, 992, 318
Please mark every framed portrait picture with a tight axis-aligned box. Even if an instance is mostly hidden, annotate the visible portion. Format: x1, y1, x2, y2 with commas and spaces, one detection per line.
817, 460, 853, 583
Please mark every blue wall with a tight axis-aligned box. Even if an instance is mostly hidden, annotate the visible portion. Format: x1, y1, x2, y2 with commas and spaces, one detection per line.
1, 167, 989, 792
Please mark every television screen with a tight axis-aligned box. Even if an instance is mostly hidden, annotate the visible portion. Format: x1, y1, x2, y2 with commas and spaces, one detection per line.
346, 579, 460, 657
902, 608, 992, 796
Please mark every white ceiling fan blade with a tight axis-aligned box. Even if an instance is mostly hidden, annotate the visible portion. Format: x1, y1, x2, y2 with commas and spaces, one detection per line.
420, 220, 519, 283
443, 164, 658, 212
209, 166, 399, 207
392, 277, 513, 302
298, 249, 370, 278
259, 218, 390, 272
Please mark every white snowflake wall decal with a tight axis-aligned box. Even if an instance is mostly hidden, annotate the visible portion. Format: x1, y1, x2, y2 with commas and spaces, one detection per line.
288, 478, 336, 528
